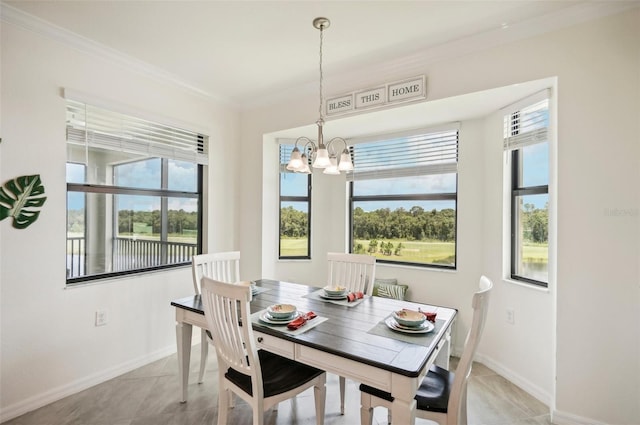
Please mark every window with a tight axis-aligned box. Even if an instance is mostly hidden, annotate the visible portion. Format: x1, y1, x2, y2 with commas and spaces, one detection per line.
65, 98, 207, 284
278, 144, 311, 259
504, 93, 549, 286
349, 127, 458, 268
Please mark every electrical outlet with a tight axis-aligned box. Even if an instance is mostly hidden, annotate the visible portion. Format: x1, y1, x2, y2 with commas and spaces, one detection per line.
95, 310, 108, 326
506, 308, 515, 325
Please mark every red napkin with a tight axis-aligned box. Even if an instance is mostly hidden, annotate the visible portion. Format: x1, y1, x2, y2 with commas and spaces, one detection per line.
346, 292, 364, 302
287, 311, 317, 330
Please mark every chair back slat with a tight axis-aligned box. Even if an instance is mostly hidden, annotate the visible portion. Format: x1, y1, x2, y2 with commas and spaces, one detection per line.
192, 251, 241, 294
327, 252, 376, 295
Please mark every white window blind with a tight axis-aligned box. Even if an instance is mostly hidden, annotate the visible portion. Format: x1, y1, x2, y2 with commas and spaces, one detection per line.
348, 128, 458, 181
66, 99, 209, 165
503, 90, 550, 152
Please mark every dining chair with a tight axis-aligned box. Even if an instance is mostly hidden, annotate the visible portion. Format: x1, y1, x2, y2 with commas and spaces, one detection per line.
191, 251, 241, 383
327, 252, 376, 414
201, 276, 327, 425
359, 275, 493, 425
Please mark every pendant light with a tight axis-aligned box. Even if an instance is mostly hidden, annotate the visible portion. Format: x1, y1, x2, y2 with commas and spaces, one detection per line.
286, 17, 354, 174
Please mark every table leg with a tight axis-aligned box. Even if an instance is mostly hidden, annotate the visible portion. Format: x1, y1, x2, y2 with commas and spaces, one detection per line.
391, 396, 416, 425
176, 321, 193, 403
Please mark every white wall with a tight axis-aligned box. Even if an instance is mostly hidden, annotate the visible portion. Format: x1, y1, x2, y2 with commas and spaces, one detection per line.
0, 22, 240, 420
240, 10, 640, 425
1, 7, 638, 425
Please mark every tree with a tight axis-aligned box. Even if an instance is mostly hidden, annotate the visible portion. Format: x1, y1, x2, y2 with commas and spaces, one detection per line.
368, 239, 378, 253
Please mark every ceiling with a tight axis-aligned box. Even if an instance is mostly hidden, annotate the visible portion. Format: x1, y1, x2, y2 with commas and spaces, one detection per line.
4, 0, 634, 110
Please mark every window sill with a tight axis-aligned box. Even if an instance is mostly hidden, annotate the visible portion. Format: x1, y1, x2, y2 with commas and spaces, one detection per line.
379, 262, 457, 273
503, 278, 550, 293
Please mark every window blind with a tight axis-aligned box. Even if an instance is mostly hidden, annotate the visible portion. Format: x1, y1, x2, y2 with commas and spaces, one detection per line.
503, 90, 550, 152
66, 99, 209, 165
348, 128, 458, 181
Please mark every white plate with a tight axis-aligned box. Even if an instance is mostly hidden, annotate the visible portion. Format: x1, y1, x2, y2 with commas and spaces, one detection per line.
259, 311, 301, 325
385, 317, 434, 334
319, 292, 348, 300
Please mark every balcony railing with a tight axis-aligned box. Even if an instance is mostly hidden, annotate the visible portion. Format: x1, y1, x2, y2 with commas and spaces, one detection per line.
66, 236, 197, 278
67, 236, 86, 278
113, 237, 197, 271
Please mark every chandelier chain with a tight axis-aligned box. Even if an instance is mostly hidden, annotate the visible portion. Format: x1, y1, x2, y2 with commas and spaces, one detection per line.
318, 24, 324, 121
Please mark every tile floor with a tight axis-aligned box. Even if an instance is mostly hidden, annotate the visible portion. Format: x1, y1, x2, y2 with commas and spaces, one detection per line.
4, 346, 551, 425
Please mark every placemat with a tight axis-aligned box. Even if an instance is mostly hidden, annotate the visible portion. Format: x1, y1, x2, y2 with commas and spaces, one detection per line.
367, 317, 446, 347
251, 286, 271, 297
303, 288, 366, 307
251, 309, 328, 336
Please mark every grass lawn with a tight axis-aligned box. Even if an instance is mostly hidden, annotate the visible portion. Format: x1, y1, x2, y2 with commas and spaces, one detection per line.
280, 238, 309, 257
281, 238, 549, 265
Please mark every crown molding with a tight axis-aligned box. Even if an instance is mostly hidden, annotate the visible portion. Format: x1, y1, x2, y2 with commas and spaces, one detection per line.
0, 2, 237, 108
242, 1, 639, 110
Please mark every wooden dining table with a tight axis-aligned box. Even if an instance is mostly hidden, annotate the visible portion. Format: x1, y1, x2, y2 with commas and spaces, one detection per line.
171, 278, 457, 424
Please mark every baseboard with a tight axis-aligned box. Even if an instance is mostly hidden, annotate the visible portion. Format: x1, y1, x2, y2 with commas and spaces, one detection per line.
472, 352, 553, 408
551, 409, 609, 425
0, 345, 177, 423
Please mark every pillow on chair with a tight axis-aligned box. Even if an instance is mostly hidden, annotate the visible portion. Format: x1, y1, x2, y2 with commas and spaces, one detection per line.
372, 278, 408, 300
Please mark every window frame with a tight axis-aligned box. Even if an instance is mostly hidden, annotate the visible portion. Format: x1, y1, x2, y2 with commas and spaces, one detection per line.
509, 148, 549, 287
64, 96, 206, 285
503, 91, 550, 288
66, 161, 203, 285
278, 168, 312, 260
347, 127, 459, 269
349, 182, 458, 269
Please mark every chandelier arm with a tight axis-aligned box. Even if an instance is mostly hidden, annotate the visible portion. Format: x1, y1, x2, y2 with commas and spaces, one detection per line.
326, 137, 348, 155
294, 136, 315, 149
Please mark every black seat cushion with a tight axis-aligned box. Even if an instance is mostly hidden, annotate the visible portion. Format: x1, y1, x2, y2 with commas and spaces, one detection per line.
225, 350, 324, 398
415, 364, 454, 413
359, 364, 455, 414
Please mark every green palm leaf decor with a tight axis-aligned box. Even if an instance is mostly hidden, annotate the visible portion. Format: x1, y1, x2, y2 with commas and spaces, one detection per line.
0, 174, 47, 229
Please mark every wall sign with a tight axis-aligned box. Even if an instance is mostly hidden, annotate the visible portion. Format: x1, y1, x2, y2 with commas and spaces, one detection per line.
326, 75, 426, 117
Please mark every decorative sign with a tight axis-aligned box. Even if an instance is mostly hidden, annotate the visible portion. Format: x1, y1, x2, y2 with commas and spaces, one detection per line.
326, 75, 426, 117
326, 95, 353, 115
355, 87, 386, 109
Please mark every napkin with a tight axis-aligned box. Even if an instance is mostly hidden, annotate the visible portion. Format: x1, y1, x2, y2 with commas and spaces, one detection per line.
287, 311, 317, 330
346, 292, 364, 302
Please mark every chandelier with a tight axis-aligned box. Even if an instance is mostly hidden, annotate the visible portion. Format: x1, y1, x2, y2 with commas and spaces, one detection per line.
286, 17, 353, 175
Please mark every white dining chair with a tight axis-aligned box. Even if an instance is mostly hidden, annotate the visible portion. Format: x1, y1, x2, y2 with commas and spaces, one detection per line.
359, 275, 493, 425
327, 252, 376, 414
191, 251, 241, 383
201, 276, 327, 425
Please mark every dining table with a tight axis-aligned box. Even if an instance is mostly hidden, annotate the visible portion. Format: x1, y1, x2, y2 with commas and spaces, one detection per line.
171, 278, 457, 425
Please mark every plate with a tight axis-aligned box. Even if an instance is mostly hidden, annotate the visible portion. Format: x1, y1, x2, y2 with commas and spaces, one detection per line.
319, 292, 348, 300
385, 317, 434, 334
259, 311, 301, 325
